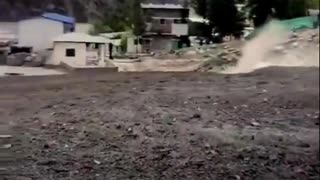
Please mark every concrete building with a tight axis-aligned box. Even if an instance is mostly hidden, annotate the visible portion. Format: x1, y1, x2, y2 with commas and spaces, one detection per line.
0, 21, 92, 36
49, 33, 107, 67
100, 32, 130, 56
127, 0, 190, 53
17, 13, 75, 51
75, 23, 93, 34
0, 22, 18, 35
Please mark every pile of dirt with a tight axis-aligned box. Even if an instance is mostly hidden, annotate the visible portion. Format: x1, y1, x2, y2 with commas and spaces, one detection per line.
195, 44, 242, 72
7, 53, 45, 67
0, 67, 319, 180
196, 25, 319, 73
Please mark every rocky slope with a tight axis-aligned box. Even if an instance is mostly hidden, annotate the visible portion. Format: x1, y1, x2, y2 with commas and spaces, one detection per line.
0, 0, 87, 22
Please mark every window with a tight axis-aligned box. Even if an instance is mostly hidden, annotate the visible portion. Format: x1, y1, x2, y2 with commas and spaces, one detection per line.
139, 38, 143, 44
143, 39, 151, 45
160, 19, 165, 24
134, 39, 144, 45
65, 48, 75, 57
134, 39, 138, 45
174, 19, 180, 24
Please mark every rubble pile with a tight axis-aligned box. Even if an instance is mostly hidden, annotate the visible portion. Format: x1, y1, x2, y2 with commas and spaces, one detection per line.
7, 52, 45, 67
196, 28, 320, 72
196, 45, 242, 72
273, 28, 319, 53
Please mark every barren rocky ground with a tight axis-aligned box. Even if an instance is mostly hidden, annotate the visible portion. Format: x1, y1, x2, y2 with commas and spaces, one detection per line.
0, 67, 319, 180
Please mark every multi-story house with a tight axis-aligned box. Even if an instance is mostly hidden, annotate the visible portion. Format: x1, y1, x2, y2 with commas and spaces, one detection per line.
127, 0, 190, 53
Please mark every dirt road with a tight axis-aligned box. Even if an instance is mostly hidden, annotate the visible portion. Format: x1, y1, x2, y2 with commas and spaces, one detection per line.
0, 67, 319, 180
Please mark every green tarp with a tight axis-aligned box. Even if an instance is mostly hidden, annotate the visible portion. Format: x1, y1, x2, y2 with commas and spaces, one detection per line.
246, 16, 319, 40
280, 16, 317, 31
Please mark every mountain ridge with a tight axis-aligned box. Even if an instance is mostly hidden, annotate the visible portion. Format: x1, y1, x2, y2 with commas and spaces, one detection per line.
0, 0, 88, 22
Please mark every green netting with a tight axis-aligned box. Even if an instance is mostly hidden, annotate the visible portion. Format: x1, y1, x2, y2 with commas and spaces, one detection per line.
280, 16, 316, 31
246, 16, 319, 40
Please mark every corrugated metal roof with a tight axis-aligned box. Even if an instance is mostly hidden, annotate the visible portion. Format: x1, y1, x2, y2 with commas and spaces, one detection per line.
53, 33, 107, 43
41, 13, 75, 25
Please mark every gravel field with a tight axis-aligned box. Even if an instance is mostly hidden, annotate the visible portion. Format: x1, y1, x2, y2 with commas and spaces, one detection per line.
0, 66, 319, 180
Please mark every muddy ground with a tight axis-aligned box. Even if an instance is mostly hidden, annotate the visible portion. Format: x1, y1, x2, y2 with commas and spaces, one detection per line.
0, 67, 319, 180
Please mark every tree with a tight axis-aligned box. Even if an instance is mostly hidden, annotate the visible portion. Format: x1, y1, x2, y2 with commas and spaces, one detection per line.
247, 0, 274, 27
286, 0, 308, 19
192, 0, 208, 19
192, 0, 245, 37
208, 0, 245, 36
131, 0, 145, 36
78, 0, 132, 34
247, 0, 310, 27
308, 0, 319, 9
130, 0, 146, 53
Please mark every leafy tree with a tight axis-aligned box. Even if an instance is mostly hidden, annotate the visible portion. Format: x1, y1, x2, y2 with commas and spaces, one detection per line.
192, 0, 208, 19
192, 0, 245, 37
247, 0, 274, 27
247, 0, 311, 27
209, 0, 245, 36
131, 0, 145, 36
308, 0, 319, 9
78, 0, 131, 33
286, 0, 308, 18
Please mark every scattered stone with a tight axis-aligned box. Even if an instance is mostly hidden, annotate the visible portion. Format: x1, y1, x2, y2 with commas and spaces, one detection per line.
0, 135, 12, 138
94, 160, 101, 165
192, 113, 202, 119
209, 150, 218, 155
2, 144, 12, 148
53, 167, 69, 173
234, 175, 241, 180
251, 122, 260, 126
204, 143, 211, 149
15, 176, 32, 180
127, 127, 133, 133
292, 42, 299, 48
298, 143, 310, 148
115, 124, 122, 129
37, 159, 58, 166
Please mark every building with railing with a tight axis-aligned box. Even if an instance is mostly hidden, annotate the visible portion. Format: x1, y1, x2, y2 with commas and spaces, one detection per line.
127, 0, 190, 53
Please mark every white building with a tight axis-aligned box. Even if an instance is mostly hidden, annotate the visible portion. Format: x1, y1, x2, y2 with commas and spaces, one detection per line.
17, 13, 75, 51
0, 21, 92, 37
49, 33, 107, 67
75, 23, 93, 34
0, 22, 18, 35
18, 18, 64, 51
126, 1, 190, 53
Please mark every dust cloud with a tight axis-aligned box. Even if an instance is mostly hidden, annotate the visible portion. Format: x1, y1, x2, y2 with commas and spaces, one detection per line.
225, 21, 320, 74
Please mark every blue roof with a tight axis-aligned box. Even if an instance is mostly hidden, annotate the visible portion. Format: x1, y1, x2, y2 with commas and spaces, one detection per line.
41, 13, 75, 25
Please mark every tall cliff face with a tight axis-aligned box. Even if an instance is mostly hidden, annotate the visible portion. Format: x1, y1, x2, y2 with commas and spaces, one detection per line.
0, 0, 88, 22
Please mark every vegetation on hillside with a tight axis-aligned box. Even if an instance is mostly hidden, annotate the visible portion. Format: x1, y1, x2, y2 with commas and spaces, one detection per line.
0, 0, 87, 22
247, 0, 313, 27
1, 0, 318, 37
192, 0, 246, 37
192, 0, 319, 38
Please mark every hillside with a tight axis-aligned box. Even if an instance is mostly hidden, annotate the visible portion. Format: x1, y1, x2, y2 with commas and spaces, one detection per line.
0, 0, 88, 22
